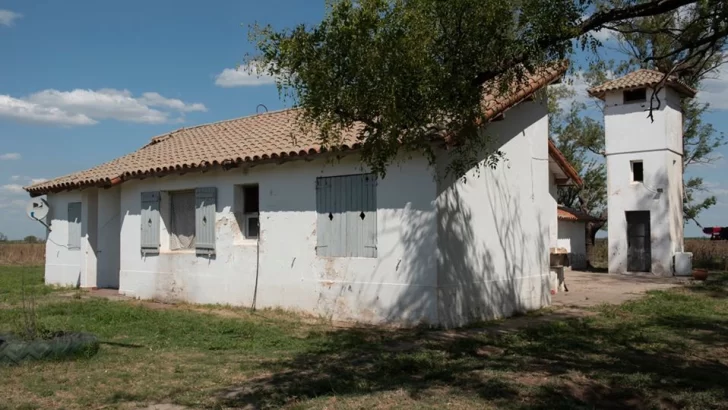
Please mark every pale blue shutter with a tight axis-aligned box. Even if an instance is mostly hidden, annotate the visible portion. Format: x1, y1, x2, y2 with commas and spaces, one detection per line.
195, 187, 216, 255
360, 174, 377, 257
316, 174, 377, 257
140, 192, 160, 254
316, 177, 333, 257
67, 202, 82, 249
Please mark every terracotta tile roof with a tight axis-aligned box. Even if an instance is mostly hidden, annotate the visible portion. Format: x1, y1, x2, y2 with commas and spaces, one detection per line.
558, 205, 601, 222
548, 139, 582, 186
25, 64, 568, 196
587, 69, 696, 99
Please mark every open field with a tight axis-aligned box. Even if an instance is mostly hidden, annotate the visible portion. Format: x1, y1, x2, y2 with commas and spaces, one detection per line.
1, 266, 728, 409
0, 244, 44, 266
590, 238, 728, 270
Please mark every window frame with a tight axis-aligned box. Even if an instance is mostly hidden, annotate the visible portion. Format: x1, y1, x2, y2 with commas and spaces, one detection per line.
67, 201, 82, 250
167, 189, 197, 251
623, 88, 647, 104
234, 184, 260, 241
631, 160, 644, 183
315, 173, 377, 258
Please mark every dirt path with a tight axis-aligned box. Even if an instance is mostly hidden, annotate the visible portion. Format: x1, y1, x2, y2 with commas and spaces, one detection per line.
552, 270, 685, 309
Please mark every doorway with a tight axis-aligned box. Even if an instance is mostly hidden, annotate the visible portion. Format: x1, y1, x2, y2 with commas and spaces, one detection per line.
626, 211, 651, 272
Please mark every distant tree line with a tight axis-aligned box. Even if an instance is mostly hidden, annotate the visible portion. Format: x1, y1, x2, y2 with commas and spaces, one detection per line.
0, 233, 43, 244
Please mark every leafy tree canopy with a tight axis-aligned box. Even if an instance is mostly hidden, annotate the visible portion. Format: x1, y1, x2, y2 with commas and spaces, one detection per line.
251, 0, 728, 175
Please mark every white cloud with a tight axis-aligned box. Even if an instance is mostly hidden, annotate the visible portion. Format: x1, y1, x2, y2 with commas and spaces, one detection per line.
28, 89, 169, 124
550, 70, 617, 113
1, 184, 25, 193
0, 95, 96, 126
138, 92, 207, 112
0, 89, 206, 126
550, 72, 593, 111
214, 63, 277, 87
0, 10, 22, 27
590, 28, 616, 43
699, 70, 728, 110
0, 152, 21, 160
5, 176, 47, 185
0, 198, 27, 210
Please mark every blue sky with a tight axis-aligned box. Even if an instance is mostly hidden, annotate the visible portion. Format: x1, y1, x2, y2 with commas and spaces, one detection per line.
0, 1, 726, 239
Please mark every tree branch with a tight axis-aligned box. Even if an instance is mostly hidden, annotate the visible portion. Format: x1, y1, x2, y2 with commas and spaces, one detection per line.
472, 0, 698, 86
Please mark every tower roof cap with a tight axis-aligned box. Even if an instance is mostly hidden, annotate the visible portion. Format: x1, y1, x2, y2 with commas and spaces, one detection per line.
587, 69, 696, 100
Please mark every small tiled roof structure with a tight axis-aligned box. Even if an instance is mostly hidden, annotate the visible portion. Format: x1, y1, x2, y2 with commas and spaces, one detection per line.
557, 205, 601, 223
587, 69, 697, 99
548, 139, 582, 186
26, 64, 569, 196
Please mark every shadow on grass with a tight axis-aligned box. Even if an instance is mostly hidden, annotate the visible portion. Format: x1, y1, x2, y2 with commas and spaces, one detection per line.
215, 289, 728, 409
688, 272, 728, 299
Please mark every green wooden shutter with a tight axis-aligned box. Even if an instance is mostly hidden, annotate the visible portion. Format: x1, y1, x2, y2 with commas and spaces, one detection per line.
195, 187, 217, 255
140, 192, 161, 254
67, 202, 82, 249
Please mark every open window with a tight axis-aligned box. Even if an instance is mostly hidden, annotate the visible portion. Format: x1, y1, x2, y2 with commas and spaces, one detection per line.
235, 184, 259, 239
624, 88, 647, 104
631, 160, 644, 183
168, 190, 196, 250
142, 187, 217, 255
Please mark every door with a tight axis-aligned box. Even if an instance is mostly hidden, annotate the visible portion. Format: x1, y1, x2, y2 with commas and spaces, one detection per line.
626, 211, 651, 272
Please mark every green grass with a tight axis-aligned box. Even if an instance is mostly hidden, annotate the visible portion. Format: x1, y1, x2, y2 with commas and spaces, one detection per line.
1, 266, 728, 409
0, 265, 60, 305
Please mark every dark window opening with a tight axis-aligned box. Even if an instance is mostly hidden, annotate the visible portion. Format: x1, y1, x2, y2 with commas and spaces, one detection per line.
243, 185, 259, 214
624, 88, 647, 103
235, 184, 260, 239
632, 161, 644, 182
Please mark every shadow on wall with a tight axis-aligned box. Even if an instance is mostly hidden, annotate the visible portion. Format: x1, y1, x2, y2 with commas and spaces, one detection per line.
117, 99, 549, 326
378, 158, 549, 327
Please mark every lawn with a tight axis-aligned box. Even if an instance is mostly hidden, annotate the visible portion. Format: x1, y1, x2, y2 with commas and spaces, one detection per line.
1, 267, 727, 409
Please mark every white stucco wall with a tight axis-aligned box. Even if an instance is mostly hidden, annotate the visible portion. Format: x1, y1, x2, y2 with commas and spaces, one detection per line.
118, 155, 439, 325
45, 191, 83, 286
605, 86, 684, 275
435, 99, 551, 327
42, 99, 556, 326
604, 87, 682, 156
548, 173, 558, 249
557, 220, 586, 270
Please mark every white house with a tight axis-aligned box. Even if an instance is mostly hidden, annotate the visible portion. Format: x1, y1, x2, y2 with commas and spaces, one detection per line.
26, 65, 582, 327
556, 205, 600, 270
588, 70, 695, 276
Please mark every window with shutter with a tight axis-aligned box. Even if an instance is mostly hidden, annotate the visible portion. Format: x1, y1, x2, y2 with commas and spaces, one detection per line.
67, 202, 82, 250
195, 187, 217, 255
169, 191, 196, 250
141, 192, 161, 254
316, 174, 377, 257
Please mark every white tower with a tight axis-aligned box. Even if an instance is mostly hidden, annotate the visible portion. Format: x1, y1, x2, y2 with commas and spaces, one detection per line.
588, 70, 696, 275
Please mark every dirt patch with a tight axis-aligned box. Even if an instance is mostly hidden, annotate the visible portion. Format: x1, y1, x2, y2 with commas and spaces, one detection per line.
552, 270, 685, 309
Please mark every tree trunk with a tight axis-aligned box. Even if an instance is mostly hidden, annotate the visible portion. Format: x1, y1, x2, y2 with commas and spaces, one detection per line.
585, 220, 605, 271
